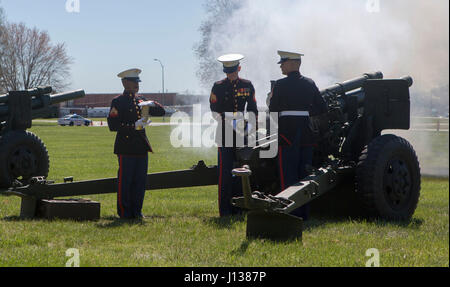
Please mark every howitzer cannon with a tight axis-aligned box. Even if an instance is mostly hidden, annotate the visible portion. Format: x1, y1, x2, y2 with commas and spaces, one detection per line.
230, 71, 420, 240
0, 73, 420, 240
0, 86, 218, 220
0, 87, 85, 187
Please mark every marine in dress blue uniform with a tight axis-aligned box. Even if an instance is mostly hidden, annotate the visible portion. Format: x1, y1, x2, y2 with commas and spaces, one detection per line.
210, 54, 258, 217
269, 51, 327, 220
107, 68, 165, 219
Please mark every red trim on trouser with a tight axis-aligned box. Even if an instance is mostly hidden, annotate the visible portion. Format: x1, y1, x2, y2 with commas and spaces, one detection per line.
278, 146, 285, 191
218, 148, 223, 217
279, 134, 292, 146
118, 155, 124, 217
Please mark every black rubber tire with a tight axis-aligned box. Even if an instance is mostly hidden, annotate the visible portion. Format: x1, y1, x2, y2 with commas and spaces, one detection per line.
356, 134, 421, 220
0, 131, 49, 188
69, 122, 74, 126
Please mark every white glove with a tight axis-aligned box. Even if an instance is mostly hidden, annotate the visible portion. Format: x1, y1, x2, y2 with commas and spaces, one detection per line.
138, 100, 156, 108
224, 112, 242, 120
135, 118, 152, 130
233, 119, 245, 132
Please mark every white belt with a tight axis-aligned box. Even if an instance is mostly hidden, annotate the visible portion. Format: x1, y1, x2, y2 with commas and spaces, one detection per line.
280, 111, 310, 117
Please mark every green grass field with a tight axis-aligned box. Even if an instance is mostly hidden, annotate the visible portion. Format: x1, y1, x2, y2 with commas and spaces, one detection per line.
0, 122, 448, 267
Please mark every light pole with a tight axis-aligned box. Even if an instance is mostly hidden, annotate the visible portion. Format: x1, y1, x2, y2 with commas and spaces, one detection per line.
154, 58, 165, 121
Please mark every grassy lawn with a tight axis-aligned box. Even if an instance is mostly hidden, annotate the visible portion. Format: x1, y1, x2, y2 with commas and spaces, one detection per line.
0, 123, 448, 267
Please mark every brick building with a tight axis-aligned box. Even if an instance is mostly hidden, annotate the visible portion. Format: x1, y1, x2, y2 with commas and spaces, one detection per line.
71, 93, 178, 108
60, 92, 209, 117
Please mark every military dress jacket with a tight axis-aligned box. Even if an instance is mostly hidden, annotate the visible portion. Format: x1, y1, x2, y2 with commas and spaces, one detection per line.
210, 77, 258, 147
107, 92, 163, 155
269, 71, 327, 147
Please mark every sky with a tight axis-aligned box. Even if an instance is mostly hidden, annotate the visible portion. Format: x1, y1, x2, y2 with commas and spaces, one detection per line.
1, 0, 448, 102
1, 0, 206, 94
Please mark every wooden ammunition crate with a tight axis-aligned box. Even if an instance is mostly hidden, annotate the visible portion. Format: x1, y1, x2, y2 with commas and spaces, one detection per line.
37, 199, 100, 221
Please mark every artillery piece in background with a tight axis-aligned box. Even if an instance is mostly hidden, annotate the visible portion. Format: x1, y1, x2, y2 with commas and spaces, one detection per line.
230, 71, 420, 240
0, 86, 217, 220
0, 87, 86, 188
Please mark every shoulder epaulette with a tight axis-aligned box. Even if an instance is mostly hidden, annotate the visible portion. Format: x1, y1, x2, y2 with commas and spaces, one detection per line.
215, 78, 227, 85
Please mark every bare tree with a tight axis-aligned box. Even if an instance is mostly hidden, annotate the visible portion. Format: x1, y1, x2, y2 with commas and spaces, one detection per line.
0, 22, 72, 93
0, 3, 7, 93
193, 0, 241, 89
0, 1, 4, 27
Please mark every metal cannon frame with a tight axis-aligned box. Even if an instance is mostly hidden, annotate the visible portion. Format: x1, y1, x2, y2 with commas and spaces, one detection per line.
0, 161, 218, 218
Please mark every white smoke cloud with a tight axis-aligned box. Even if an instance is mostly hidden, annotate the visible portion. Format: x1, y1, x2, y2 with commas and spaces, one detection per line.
206, 0, 449, 101
202, 0, 449, 176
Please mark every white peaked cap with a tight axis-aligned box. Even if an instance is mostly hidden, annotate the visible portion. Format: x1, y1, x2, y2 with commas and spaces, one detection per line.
217, 54, 244, 67
117, 68, 142, 81
277, 51, 304, 63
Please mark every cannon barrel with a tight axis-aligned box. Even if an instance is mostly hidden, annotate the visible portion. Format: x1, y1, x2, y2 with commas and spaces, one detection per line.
36, 89, 85, 108
49, 89, 85, 105
320, 71, 384, 96
342, 75, 413, 108
319, 73, 413, 111
0, 86, 53, 104
0, 88, 85, 117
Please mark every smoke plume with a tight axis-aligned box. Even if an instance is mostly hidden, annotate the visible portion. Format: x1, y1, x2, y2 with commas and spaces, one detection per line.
197, 0, 449, 176
201, 0, 448, 100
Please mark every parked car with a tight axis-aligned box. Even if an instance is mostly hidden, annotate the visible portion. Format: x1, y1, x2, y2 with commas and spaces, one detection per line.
163, 107, 178, 116
58, 114, 92, 126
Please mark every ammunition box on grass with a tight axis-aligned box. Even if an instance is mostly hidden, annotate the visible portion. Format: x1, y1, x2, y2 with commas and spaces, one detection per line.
36, 199, 100, 221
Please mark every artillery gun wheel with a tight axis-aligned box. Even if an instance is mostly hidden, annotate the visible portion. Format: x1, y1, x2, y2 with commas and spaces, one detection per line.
0, 131, 49, 188
356, 134, 420, 220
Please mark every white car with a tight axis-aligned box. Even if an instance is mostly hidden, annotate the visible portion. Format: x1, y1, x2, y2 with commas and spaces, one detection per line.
164, 107, 178, 116
58, 114, 92, 126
